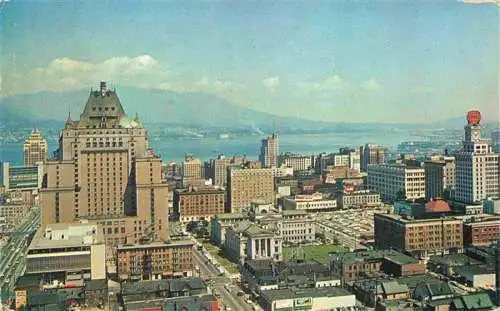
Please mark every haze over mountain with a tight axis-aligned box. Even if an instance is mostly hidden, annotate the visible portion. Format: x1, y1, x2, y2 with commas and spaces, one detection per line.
1, 87, 486, 133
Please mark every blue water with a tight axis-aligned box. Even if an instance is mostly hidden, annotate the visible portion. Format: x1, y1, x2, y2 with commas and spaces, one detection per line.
0, 131, 413, 165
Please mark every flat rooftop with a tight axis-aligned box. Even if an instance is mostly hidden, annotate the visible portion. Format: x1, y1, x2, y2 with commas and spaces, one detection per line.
29, 223, 102, 250
117, 239, 194, 250
261, 286, 353, 301
375, 212, 462, 224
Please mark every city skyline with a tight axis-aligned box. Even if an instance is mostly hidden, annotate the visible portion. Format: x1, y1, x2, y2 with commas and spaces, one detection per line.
2, 1, 498, 123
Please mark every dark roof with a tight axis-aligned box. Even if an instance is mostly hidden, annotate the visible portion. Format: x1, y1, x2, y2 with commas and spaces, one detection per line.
261, 286, 352, 302
85, 279, 107, 291
121, 277, 205, 296
28, 291, 67, 307
452, 292, 494, 310
15, 275, 42, 288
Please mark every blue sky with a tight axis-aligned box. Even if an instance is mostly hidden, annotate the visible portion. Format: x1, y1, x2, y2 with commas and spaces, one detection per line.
1, 0, 498, 123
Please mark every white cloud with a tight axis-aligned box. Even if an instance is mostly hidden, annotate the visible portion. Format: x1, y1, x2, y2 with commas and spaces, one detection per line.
262, 77, 280, 92
298, 74, 345, 91
4, 55, 162, 95
194, 77, 239, 92
361, 78, 382, 91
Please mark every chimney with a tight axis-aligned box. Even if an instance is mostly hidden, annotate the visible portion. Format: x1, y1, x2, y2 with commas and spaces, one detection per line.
100, 81, 107, 95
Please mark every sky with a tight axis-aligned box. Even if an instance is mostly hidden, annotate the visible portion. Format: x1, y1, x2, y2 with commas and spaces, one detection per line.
1, 0, 499, 123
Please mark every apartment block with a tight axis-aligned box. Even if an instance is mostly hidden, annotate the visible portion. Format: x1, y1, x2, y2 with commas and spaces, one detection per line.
227, 166, 274, 213
374, 213, 463, 257
463, 217, 500, 246
367, 164, 425, 203
116, 240, 194, 281
173, 186, 225, 223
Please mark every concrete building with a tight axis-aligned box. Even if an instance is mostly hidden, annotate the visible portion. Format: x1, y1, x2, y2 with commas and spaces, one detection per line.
455, 110, 500, 204
1, 162, 43, 192
374, 213, 463, 257
208, 154, 245, 187
225, 221, 283, 264
116, 239, 194, 281
424, 156, 456, 200
259, 287, 356, 311
173, 186, 225, 223
24, 129, 48, 167
279, 210, 315, 243
463, 217, 500, 246
483, 198, 500, 215
39, 82, 170, 265
334, 154, 350, 167
0, 195, 31, 231
210, 212, 248, 246
491, 129, 500, 153
361, 144, 386, 172
338, 189, 382, 209
279, 153, 313, 171
260, 133, 279, 168
227, 166, 274, 213
182, 154, 203, 185
367, 164, 425, 202
25, 222, 106, 285
282, 192, 337, 212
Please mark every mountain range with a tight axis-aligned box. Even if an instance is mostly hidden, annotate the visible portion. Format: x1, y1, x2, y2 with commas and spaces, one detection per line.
0, 87, 481, 131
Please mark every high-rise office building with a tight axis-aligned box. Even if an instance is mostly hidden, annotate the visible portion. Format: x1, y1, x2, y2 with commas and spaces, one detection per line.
23, 129, 48, 166
259, 133, 279, 168
182, 154, 203, 186
227, 166, 274, 213
424, 156, 456, 200
367, 164, 425, 202
40, 82, 170, 264
360, 144, 385, 172
209, 155, 245, 187
455, 110, 500, 204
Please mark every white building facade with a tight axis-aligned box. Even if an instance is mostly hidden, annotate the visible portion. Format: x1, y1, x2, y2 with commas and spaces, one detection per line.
367, 164, 425, 202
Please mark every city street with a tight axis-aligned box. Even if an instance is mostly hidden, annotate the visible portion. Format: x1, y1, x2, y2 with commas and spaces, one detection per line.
193, 248, 255, 311
0, 207, 40, 297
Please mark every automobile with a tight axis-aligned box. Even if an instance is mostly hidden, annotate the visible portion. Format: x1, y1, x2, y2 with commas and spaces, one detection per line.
237, 291, 245, 297
225, 307, 232, 311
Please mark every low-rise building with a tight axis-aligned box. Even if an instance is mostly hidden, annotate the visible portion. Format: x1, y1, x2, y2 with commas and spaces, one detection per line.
413, 282, 455, 304
463, 217, 500, 246
338, 189, 381, 209
25, 222, 106, 286
329, 250, 425, 282
116, 239, 194, 281
173, 186, 225, 223
454, 265, 496, 289
351, 279, 410, 307
259, 286, 356, 311
120, 277, 209, 310
282, 192, 337, 213
210, 212, 247, 246
242, 259, 340, 294
374, 213, 464, 257
225, 221, 283, 264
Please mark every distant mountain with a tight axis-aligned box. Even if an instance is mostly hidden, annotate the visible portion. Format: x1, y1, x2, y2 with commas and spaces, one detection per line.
0, 87, 336, 131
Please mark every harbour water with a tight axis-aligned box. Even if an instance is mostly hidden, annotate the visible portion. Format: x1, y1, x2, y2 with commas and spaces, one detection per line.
0, 131, 415, 165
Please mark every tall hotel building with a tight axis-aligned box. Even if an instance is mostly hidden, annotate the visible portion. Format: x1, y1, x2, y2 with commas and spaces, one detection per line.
424, 156, 456, 200
227, 166, 274, 213
40, 82, 170, 263
259, 133, 279, 168
24, 129, 48, 166
455, 110, 499, 204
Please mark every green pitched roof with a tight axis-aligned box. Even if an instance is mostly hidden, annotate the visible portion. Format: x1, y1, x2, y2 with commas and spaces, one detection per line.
452, 292, 494, 310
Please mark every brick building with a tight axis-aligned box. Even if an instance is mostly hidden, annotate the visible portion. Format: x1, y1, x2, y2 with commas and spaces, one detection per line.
374, 213, 463, 257
173, 186, 225, 223
116, 240, 195, 281
463, 217, 500, 246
